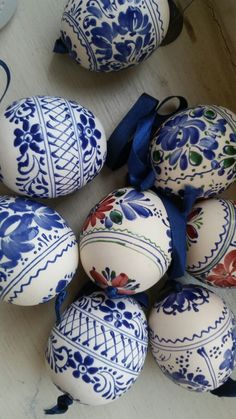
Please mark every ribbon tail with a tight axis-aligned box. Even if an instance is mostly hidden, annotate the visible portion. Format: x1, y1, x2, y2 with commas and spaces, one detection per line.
211, 377, 236, 397
55, 290, 68, 325
133, 292, 149, 309
182, 185, 203, 215
53, 38, 69, 54
45, 395, 73, 415
0, 59, 11, 104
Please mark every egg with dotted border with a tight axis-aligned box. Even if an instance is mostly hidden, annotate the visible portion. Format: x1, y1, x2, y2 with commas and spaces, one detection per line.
80, 187, 172, 295
150, 105, 236, 198
0, 195, 78, 305
149, 284, 236, 392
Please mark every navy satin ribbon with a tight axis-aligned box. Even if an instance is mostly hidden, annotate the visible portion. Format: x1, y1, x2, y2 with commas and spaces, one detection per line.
106, 93, 188, 190
45, 394, 73, 415
211, 377, 236, 397
0, 59, 11, 104
53, 38, 69, 54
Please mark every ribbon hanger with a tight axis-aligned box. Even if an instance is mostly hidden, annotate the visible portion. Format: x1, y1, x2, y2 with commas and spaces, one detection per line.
0, 59, 11, 104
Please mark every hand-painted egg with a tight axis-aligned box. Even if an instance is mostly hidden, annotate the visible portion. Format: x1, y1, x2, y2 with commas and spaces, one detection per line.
186, 198, 236, 287
57, 0, 170, 72
46, 291, 148, 405
0, 96, 106, 198
150, 105, 236, 198
149, 284, 236, 392
0, 196, 78, 305
80, 187, 172, 295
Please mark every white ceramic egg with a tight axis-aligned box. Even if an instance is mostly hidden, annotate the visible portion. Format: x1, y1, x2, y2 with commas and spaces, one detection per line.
150, 105, 236, 198
46, 291, 148, 405
80, 187, 172, 295
186, 198, 236, 287
149, 284, 236, 392
0, 96, 106, 198
57, 0, 170, 72
0, 196, 78, 305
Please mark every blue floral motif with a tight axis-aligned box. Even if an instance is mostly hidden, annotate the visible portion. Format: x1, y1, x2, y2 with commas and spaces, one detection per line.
61, 0, 166, 72
72, 351, 98, 382
164, 367, 211, 391
100, 299, 133, 329
4, 98, 36, 124
13, 120, 45, 156
78, 114, 102, 149
157, 286, 210, 316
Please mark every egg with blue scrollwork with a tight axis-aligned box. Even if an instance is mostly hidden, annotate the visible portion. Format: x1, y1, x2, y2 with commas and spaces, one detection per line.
56, 0, 170, 72
0, 96, 106, 198
150, 105, 236, 198
149, 284, 236, 392
80, 187, 172, 295
186, 198, 236, 288
46, 291, 148, 405
0, 196, 78, 305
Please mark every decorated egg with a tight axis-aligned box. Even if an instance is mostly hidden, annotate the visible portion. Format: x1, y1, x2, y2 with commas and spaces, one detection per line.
80, 187, 172, 295
186, 198, 236, 287
150, 105, 236, 198
46, 291, 148, 405
0, 196, 78, 305
0, 96, 106, 198
149, 284, 236, 392
56, 0, 170, 72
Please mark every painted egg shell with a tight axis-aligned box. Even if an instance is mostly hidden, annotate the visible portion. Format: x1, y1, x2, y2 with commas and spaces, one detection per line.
80, 187, 172, 294
0, 196, 78, 305
186, 198, 236, 287
149, 284, 236, 392
59, 0, 170, 72
0, 96, 106, 198
46, 291, 148, 405
150, 105, 236, 198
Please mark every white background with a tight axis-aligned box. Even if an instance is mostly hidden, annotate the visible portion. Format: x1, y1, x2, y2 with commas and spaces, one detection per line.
0, 0, 236, 418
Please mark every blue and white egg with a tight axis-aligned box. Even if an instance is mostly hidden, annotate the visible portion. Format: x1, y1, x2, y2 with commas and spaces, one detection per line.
46, 291, 148, 405
0, 96, 106, 198
0, 196, 78, 305
80, 187, 172, 295
57, 0, 170, 72
149, 284, 236, 392
150, 105, 236, 198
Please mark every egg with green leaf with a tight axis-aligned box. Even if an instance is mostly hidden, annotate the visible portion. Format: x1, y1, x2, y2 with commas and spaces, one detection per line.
80, 187, 172, 295
150, 105, 236, 198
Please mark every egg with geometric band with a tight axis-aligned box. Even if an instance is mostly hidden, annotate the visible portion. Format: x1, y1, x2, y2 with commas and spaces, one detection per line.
149, 284, 236, 392
46, 291, 148, 405
57, 0, 170, 72
0, 96, 106, 198
80, 187, 172, 295
186, 199, 236, 287
0, 196, 78, 305
150, 105, 236, 198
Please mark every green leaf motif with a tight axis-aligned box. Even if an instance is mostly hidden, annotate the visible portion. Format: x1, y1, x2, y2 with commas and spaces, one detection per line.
224, 146, 236, 156
204, 109, 216, 120
189, 151, 203, 166
110, 210, 123, 225
153, 150, 162, 163
115, 190, 126, 197
223, 158, 235, 169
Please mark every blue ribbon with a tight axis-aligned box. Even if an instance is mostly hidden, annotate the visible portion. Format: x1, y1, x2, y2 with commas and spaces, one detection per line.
0, 59, 11, 104
45, 394, 73, 415
211, 378, 236, 397
55, 290, 68, 325
106, 93, 188, 191
53, 38, 69, 54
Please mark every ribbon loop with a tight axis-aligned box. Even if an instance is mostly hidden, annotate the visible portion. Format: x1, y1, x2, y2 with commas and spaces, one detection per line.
0, 59, 11, 104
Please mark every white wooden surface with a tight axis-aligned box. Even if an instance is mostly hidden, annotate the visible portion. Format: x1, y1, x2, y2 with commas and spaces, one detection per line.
0, 0, 236, 418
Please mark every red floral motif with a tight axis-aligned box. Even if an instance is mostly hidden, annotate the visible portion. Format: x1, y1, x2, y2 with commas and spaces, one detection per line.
89, 267, 135, 295
207, 250, 236, 287
186, 207, 203, 248
83, 195, 115, 230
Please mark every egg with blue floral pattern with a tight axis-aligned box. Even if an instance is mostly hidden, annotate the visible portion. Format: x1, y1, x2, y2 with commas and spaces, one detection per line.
149, 284, 236, 392
46, 291, 148, 405
0, 96, 106, 198
186, 198, 236, 287
150, 105, 236, 198
56, 0, 170, 72
0, 196, 78, 305
80, 187, 172, 295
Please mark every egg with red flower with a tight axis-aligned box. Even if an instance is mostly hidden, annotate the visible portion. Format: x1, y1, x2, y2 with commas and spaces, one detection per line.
46, 291, 148, 405
80, 187, 172, 295
186, 198, 236, 287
